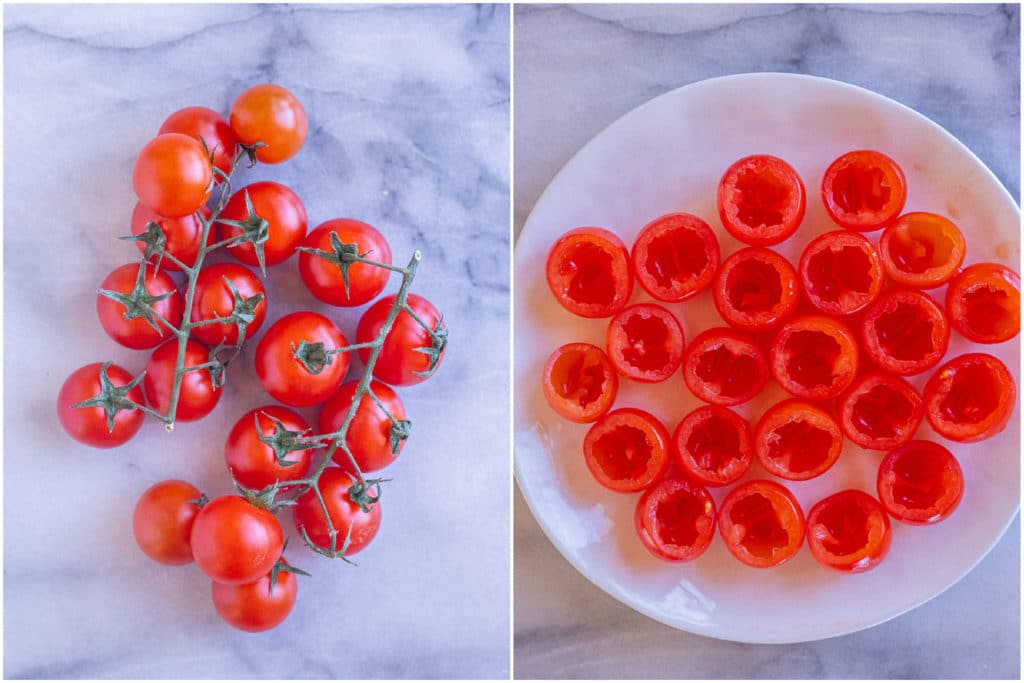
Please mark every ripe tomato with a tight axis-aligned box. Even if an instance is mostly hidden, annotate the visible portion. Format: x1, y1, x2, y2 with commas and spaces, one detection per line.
132, 480, 202, 565
130, 203, 213, 272
605, 303, 685, 383
189, 262, 268, 346
717, 154, 806, 246
546, 227, 633, 318
190, 496, 283, 585
219, 181, 308, 267
356, 293, 446, 386
255, 311, 350, 407
820, 150, 907, 231
713, 247, 799, 331
635, 477, 716, 562
298, 219, 393, 307
860, 290, 949, 376
718, 480, 805, 569
879, 212, 966, 289
770, 315, 859, 400
143, 339, 222, 422
159, 106, 239, 177
671, 405, 752, 487
293, 468, 381, 555
319, 380, 407, 473
96, 263, 183, 350
224, 405, 314, 490
754, 399, 842, 481
229, 84, 308, 164
57, 362, 144, 448
631, 213, 719, 302
582, 408, 670, 493
541, 342, 618, 423
945, 263, 1021, 344
923, 353, 1016, 443
681, 327, 767, 406
877, 440, 964, 525
132, 133, 213, 218
211, 564, 297, 633
798, 230, 884, 316
837, 372, 923, 451
806, 489, 892, 573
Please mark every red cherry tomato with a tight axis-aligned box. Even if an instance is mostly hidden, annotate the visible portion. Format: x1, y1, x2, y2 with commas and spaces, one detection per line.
189, 262, 268, 346
211, 564, 297, 633
923, 353, 1016, 443
718, 480, 805, 569
143, 339, 222, 422
132, 133, 213, 218
820, 150, 907, 231
877, 440, 964, 525
945, 263, 1021, 344
672, 405, 752, 487
293, 468, 381, 555
130, 203, 213, 272
219, 181, 308, 267
798, 230, 884, 315
681, 327, 768, 406
713, 247, 799, 331
583, 408, 670, 493
837, 372, 923, 451
255, 311, 351, 407
319, 380, 407, 474
860, 290, 949, 376
541, 342, 618, 424
634, 477, 716, 562
754, 399, 843, 481
356, 293, 445, 386
298, 219, 393, 307
57, 362, 144, 448
770, 315, 859, 400
190, 496, 284, 585
605, 303, 685, 383
717, 154, 806, 246
631, 212, 720, 302
546, 227, 633, 318
96, 263, 183, 350
224, 405, 314, 490
229, 84, 308, 164
159, 106, 239, 177
806, 489, 892, 573
879, 212, 966, 289
132, 480, 202, 565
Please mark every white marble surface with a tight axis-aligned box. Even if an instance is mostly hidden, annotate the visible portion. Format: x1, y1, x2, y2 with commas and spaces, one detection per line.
5, 4, 509, 679
513, 4, 1020, 679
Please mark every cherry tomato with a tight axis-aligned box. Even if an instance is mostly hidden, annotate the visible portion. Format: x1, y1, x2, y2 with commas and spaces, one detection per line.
130, 203, 213, 272
879, 212, 966, 289
132, 480, 202, 565
319, 380, 407, 473
255, 311, 350, 407
837, 372, 923, 451
224, 405, 314, 490
546, 227, 633, 318
634, 477, 716, 562
806, 489, 892, 573
583, 408, 670, 492
820, 150, 907, 231
945, 263, 1021, 344
229, 84, 308, 164
717, 154, 806, 246
860, 290, 949, 376
798, 230, 884, 315
356, 293, 446, 386
211, 564, 297, 633
57, 362, 144, 448
681, 327, 767, 406
754, 399, 843, 481
96, 262, 183, 350
713, 247, 799, 331
298, 219, 393, 307
923, 353, 1016, 443
541, 342, 618, 423
718, 480, 805, 569
877, 440, 964, 525
143, 339, 222, 422
159, 106, 239, 177
293, 468, 381, 556
132, 133, 213, 218
219, 181, 308, 267
189, 262, 268, 346
672, 405, 752, 487
631, 212, 719, 302
605, 303, 685, 383
190, 495, 283, 585
770, 315, 859, 400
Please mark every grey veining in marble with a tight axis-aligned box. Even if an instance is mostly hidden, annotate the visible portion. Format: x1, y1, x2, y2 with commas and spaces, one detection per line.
4, 3, 509, 679
513, 4, 1019, 679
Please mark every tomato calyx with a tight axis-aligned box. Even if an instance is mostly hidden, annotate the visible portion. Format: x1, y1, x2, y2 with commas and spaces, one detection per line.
206, 275, 266, 345
218, 190, 271, 274
298, 230, 376, 299
410, 312, 449, 378
269, 547, 311, 589
96, 261, 177, 334
121, 220, 173, 272
255, 412, 316, 468
71, 362, 146, 432
290, 339, 349, 375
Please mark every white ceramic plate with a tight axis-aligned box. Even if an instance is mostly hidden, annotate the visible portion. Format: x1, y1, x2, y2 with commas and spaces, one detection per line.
513, 73, 1020, 644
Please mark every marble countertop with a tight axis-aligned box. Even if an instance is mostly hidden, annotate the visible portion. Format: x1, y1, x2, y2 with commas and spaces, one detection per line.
513, 4, 1020, 679
4, 4, 509, 679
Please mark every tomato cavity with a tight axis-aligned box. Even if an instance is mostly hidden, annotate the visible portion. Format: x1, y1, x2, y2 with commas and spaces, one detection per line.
735, 168, 789, 228
655, 493, 707, 548
685, 414, 741, 473
591, 425, 652, 481
815, 498, 869, 557
889, 450, 948, 510
695, 346, 758, 399
644, 230, 709, 289
550, 348, 605, 409
726, 493, 789, 561
850, 384, 914, 440
939, 363, 999, 424
765, 421, 833, 475
889, 223, 955, 274
874, 302, 935, 361
620, 312, 671, 372
727, 258, 782, 312
962, 286, 1015, 339
805, 245, 872, 305
561, 242, 616, 307
783, 330, 840, 390
831, 165, 891, 215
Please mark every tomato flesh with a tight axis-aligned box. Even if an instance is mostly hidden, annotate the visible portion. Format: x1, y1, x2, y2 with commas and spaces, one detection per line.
880, 212, 965, 288
672, 406, 751, 487
924, 353, 1016, 443
542, 343, 617, 423
631, 212, 719, 302
713, 247, 799, 331
718, 155, 806, 246
821, 150, 906, 230
877, 440, 963, 525
719, 480, 804, 568
634, 478, 716, 562
771, 316, 858, 400
546, 227, 633, 318
800, 231, 883, 315
755, 399, 842, 480
946, 263, 1021, 343
583, 408, 669, 492
605, 304, 684, 382
807, 490, 891, 573
682, 328, 766, 406
839, 373, 923, 451
862, 290, 949, 376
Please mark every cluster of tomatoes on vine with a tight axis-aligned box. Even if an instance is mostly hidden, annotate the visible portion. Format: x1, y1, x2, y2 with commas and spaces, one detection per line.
55, 84, 447, 631
543, 150, 1018, 572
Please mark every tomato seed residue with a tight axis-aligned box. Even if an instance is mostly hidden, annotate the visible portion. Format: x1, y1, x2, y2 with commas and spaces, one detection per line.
728, 493, 788, 559
592, 425, 652, 481
562, 242, 616, 306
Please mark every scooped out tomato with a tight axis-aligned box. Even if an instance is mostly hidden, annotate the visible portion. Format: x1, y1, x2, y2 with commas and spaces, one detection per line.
546, 227, 633, 318
130, 203, 213, 272
718, 480, 805, 569
224, 405, 314, 491
631, 212, 719, 302
837, 372, 923, 451
541, 342, 618, 423
144, 339, 222, 422
159, 106, 239, 177
219, 181, 308, 268
861, 290, 949, 376
923, 353, 1016, 443
877, 440, 964, 525
713, 247, 799, 331
57, 362, 145, 449
718, 154, 806, 246
820, 150, 907, 231
133, 133, 213, 218
799, 230, 884, 315
635, 477, 716, 562
132, 479, 202, 566
754, 399, 842, 481
672, 405, 752, 487
605, 303, 685, 383
945, 263, 1021, 344
770, 315, 859, 400
211, 563, 297, 633
96, 262, 183, 350
681, 327, 768, 406
879, 212, 966, 289
319, 380, 408, 474
806, 490, 892, 573
583, 408, 670, 493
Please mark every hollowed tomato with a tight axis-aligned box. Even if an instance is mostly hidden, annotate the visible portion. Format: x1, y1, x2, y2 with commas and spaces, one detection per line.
546, 227, 633, 318
770, 316, 858, 400
945, 263, 1021, 344
713, 247, 799, 331
631, 212, 719, 302
583, 408, 670, 493
541, 343, 618, 423
806, 489, 892, 573
861, 290, 949, 376
837, 372, 923, 451
634, 477, 716, 562
671, 405, 752, 487
718, 480, 805, 569
718, 155, 806, 246
681, 327, 767, 406
879, 212, 966, 289
820, 150, 907, 231
605, 303, 685, 383
923, 353, 1016, 443
754, 399, 843, 481
799, 230, 884, 315
877, 440, 964, 525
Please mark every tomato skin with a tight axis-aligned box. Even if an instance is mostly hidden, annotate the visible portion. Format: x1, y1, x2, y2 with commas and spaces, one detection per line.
877, 440, 963, 525
583, 408, 670, 493
713, 247, 800, 331
542, 342, 618, 423
546, 227, 633, 318
132, 480, 202, 565
770, 315, 859, 400
57, 363, 144, 448
255, 311, 351, 407
229, 84, 308, 164
718, 480, 805, 569
159, 106, 239, 177
923, 353, 1016, 443
130, 203, 213, 272
945, 263, 1021, 344
132, 133, 213, 218
806, 490, 892, 573
635, 477, 716, 562
219, 181, 308, 267
143, 339, 222, 422
190, 496, 284, 585
189, 263, 268, 346
631, 213, 720, 302
293, 468, 381, 555
605, 303, 685, 383
225, 405, 314, 490
681, 327, 767, 406
211, 564, 297, 633
837, 372, 923, 451
299, 219, 393, 307
798, 230, 884, 316
754, 399, 843, 481
860, 290, 949, 376
356, 293, 445, 386
319, 380, 407, 473
717, 154, 806, 246
96, 263, 183, 350
820, 150, 907, 231
672, 405, 752, 487
879, 212, 966, 289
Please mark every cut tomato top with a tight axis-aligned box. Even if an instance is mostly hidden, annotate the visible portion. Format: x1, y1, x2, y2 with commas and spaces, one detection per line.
631, 212, 720, 302
820, 149, 907, 231
541, 342, 618, 423
546, 227, 633, 318
718, 154, 806, 246
605, 303, 685, 383
880, 212, 966, 289
923, 352, 1016, 443
583, 408, 670, 492
946, 262, 1021, 344
807, 489, 892, 573
718, 479, 805, 569
634, 477, 716, 562
877, 440, 964, 525
799, 230, 884, 316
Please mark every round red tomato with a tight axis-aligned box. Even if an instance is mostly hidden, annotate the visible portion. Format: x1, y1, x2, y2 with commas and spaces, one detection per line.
546, 227, 633, 318
143, 339, 222, 422
299, 219, 393, 307
319, 380, 408, 474
130, 203, 213, 272
713, 247, 799, 331
132, 479, 202, 565
189, 262, 268, 346
798, 230, 884, 315
877, 440, 964, 525
635, 477, 716, 562
605, 303, 685, 383
718, 480, 805, 569
820, 150, 907, 231
96, 263, 183, 350
631, 212, 719, 302
583, 408, 670, 492
837, 372, 923, 451
293, 468, 381, 556
672, 405, 752, 487
225, 405, 314, 490
356, 293, 446, 386
923, 353, 1016, 443
133, 133, 213, 218
860, 290, 949, 376
229, 84, 308, 164
211, 563, 297, 633
754, 399, 843, 481
190, 495, 284, 585
681, 327, 767, 406
717, 154, 806, 246
945, 262, 1021, 344
57, 362, 145, 448
541, 342, 618, 423
159, 106, 239, 177
219, 181, 308, 267
770, 315, 859, 400
255, 311, 350, 407
806, 489, 892, 573
879, 212, 966, 289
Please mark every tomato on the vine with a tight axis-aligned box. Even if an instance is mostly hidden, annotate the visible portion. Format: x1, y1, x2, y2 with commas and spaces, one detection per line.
190, 496, 283, 585
860, 290, 949, 376
754, 399, 842, 481
230, 84, 308, 165
211, 564, 297, 633
143, 339, 222, 422
224, 405, 314, 490
255, 311, 351, 407
770, 315, 859, 400
219, 181, 308, 268
806, 490, 892, 573
57, 362, 145, 448
945, 263, 1021, 344
837, 372, 923, 451
189, 262, 268, 346
293, 468, 382, 556
672, 405, 752, 487
719, 480, 805, 569
798, 230, 884, 316
133, 133, 213, 218
546, 227, 633, 318
299, 219, 393, 307
132, 480, 202, 566
631, 212, 719, 302
713, 247, 799, 331
605, 303, 685, 383
879, 212, 966, 289
877, 441, 964, 525
159, 106, 239, 177
319, 380, 407, 474
681, 327, 767, 406
923, 352, 1016, 443
635, 477, 716, 562
541, 342, 618, 423
717, 154, 806, 246
583, 408, 670, 492
130, 203, 213, 272
820, 150, 907, 231
356, 293, 446, 386
96, 262, 183, 350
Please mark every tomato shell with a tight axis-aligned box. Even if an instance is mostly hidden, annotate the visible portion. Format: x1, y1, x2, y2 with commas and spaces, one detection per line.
541, 342, 618, 423
770, 315, 859, 400
132, 133, 213, 218
672, 405, 752, 487
96, 263, 183, 350
159, 106, 239, 177
132, 480, 202, 566
190, 496, 284, 585
583, 408, 670, 493
211, 565, 297, 633
635, 477, 716, 562
319, 380, 407, 474
631, 212, 720, 302
754, 399, 843, 481
820, 150, 907, 231
945, 263, 1021, 344
681, 327, 767, 406
130, 203, 214, 272
860, 290, 949, 376
230, 84, 308, 164
356, 293, 445, 386
879, 212, 966, 289
189, 262, 268, 346
224, 405, 314, 490
219, 181, 308, 267
923, 353, 1016, 443
713, 247, 800, 331
546, 227, 633, 318
143, 338, 222, 422
807, 489, 892, 573
57, 362, 144, 448
877, 440, 964, 525
799, 230, 884, 316
717, 154, 806, 246
255, 311, 351, 407
605, 303, 685, 383
837, 372, 923, 451
293, 468, 381, 556
718, 480, 805, 569
299, 219, 393, 307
